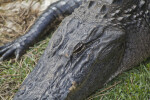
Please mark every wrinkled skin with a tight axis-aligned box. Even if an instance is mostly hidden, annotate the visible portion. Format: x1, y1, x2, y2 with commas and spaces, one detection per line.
1, 0, 150, 100
0, 0, 85, 61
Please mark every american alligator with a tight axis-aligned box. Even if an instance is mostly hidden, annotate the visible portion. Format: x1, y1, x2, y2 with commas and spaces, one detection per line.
0, 0, 150, 99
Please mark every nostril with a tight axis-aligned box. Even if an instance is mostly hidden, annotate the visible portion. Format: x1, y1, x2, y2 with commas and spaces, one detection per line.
88, 1, 95, 8
100, 5, 107, 13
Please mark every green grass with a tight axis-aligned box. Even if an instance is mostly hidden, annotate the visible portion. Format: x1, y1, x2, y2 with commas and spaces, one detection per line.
88, 64, 150, 100
0, 34, 150, 100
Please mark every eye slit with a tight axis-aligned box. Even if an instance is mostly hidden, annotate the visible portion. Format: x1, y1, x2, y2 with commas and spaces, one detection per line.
73, 43, 85, 54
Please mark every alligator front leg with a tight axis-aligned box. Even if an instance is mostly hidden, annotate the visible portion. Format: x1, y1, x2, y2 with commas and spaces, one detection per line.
0, 0, 84, 61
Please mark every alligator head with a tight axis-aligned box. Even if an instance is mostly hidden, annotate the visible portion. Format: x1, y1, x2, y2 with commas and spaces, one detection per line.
14, 0, 150, 100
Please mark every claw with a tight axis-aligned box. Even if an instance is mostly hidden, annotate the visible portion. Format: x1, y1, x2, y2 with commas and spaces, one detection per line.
0, 39, 28, 61
0, 49, 8, 55
0, 42, 12, 50
0, 45, 7, 50
0, 45, 12, 55
15, 49, 23, 60
0, 48, 15, 61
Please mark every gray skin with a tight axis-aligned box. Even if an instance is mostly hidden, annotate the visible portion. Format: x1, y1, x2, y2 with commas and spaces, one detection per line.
0, 0, 86, 61
1, 0, 150, 100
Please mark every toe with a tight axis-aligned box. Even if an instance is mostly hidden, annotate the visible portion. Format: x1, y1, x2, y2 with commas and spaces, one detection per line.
0, 48, 15, 61
0, 42, 12, 50
15, 48, 23, 60
0, 45, 13, 55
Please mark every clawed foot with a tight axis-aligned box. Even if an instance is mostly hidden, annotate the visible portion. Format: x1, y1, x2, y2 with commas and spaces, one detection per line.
0, 41, 28, 61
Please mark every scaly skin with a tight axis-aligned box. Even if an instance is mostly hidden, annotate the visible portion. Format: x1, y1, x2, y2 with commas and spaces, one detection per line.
0, 0, 86, 61
11, 0, 150, 100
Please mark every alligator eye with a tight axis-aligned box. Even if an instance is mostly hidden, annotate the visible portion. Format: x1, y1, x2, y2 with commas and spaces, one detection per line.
73, 43, 85, 54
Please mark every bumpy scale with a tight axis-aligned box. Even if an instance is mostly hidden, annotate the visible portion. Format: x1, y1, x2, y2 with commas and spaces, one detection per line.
0, 0, 85, 61
0, 0, 150, 100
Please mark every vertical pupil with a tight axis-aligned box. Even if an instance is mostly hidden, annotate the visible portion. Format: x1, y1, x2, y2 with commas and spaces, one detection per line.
73, 44, 84, 53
